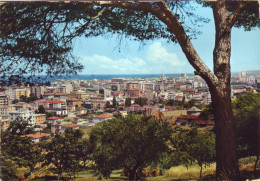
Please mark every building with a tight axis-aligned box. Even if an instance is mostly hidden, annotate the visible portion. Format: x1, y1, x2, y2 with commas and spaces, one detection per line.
30, 86, 45, 98
175, 115, 199, 126
46, 116, 61, 124
0, 94, 9, 105
66, 98, 82, 108
7, 87, 31, 100
35, 114, 46, 125
23, 132, 51, 143
92, 114, 113, 123
43, 100, 66, 109
127, 89, 141, 99
61, 124, 81, 133
0, 106, 10, 115
187, 106, 201, 115
9, 110, 35, 126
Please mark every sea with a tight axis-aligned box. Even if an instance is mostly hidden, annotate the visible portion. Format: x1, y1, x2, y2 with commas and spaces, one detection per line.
0, 73, 195, 85
49, 73, 195, 81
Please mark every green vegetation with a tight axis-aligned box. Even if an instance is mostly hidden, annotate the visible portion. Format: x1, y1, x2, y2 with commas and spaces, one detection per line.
233, 91, 260, 176
134, 97, 148, 107
125, 98, 132, 107
2, 92, 259, 180
90, 115, 172, 180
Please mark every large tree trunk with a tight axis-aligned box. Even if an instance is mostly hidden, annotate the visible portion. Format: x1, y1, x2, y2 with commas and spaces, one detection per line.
212, 2, 240, 179
211, 88, 239, 179
128, 169, 137, 181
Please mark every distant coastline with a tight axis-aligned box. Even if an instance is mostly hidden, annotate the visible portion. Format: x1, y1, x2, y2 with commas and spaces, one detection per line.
48, 73, 195, 81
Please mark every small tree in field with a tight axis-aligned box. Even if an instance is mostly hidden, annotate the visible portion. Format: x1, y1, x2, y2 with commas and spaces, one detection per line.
90, 115, 172, 180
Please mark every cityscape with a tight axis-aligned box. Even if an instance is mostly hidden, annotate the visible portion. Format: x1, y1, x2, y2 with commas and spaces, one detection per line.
0, 71, 259, 132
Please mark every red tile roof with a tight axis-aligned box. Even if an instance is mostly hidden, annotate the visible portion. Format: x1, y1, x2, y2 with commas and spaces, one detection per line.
165, 106, 177, 110
177, 115, 199, 120
47, 116, 60, 120
131, 104, 141, 107
62, 124, 80, 128
43, 100, 65, 104
24, 132, 51, 139
95, 114, 113, 119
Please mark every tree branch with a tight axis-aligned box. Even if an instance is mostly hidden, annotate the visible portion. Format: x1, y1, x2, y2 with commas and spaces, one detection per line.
228, 2, 246, 27
83, 1, 219, 86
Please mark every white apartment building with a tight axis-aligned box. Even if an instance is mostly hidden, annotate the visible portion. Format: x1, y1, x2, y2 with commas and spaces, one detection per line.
9, 110, 35, 126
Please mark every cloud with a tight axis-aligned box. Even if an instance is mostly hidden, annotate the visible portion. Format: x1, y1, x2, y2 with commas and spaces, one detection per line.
147, 42, 185, 67
79, 42, 187, 74
81, 55, 147, 74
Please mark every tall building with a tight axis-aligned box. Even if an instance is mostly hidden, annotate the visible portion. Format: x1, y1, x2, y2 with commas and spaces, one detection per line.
30, 86, 45, 98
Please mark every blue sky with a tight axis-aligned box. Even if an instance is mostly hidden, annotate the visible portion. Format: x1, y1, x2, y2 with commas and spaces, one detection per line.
73, 5, 260, 75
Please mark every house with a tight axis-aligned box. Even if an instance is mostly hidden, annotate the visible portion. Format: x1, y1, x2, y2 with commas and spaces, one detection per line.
43, 100, 66, 109
175, 115, 199, 126
92, 114, 113, 123
165, 106, 177, 111
174, 96, 184, 101
24, 132, 51, 143
61, 123, 81, 133
142, 105, 154, 115
43, 100, 67, 116
127, 104, 141, 112
187, 106, 201, 115
46, 116, 61, 124
66, 98, 82, 108
35, 114, 46, 125
76, 106, 88, 115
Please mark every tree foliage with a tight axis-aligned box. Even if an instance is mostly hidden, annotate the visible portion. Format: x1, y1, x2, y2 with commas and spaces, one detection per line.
125, 98, 132, 107
2, 117, 41, 176
90, 115, 172, 180
170, 127, 216, 179
233, 91, 260, 175
43, 128, 84, 180
134, 97, 148, 107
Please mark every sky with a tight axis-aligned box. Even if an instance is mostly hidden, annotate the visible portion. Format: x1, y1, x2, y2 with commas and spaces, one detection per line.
73, 4, 260, 75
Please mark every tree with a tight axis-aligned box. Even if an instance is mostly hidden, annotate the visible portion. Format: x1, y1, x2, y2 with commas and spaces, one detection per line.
38, 105, 46, 113
12, 99, 19, 104
125, 98, 132, 107
112, 96, 117, 108
199, 103, 214, 121
183, 99, 195, 108
233, 91, 260, 177
44, 128, 84, 180
105, 101, 111, 108
134, 97, 148, 107
0, 1, 258, 179
185, 128, 216, 179
90, 115, 172, 180
2, 117, 41, 176
170, 128, 216, 179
